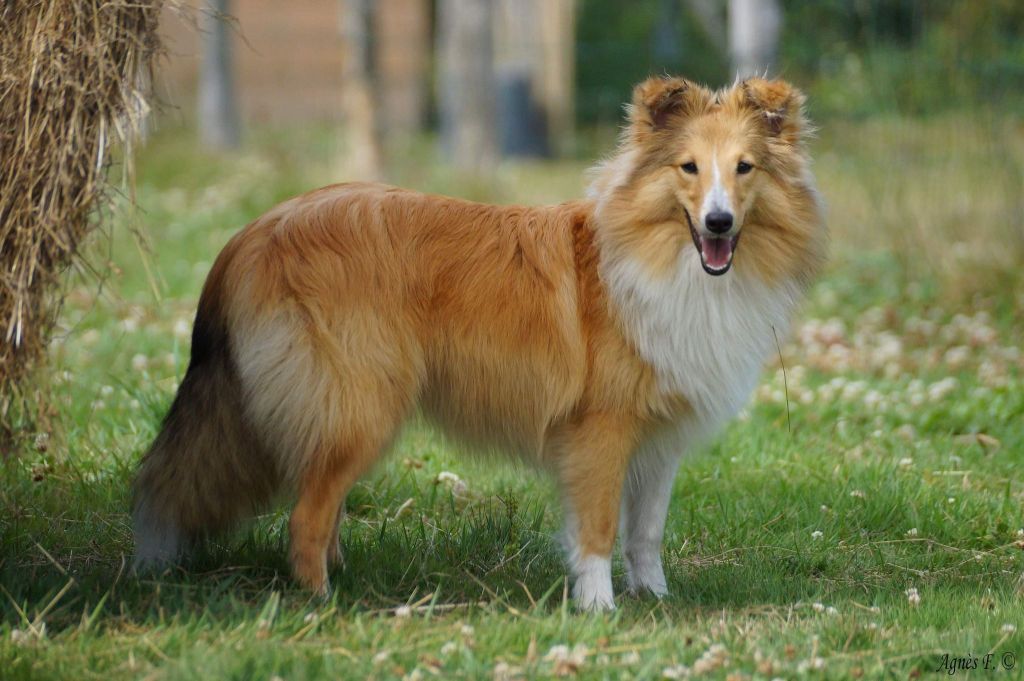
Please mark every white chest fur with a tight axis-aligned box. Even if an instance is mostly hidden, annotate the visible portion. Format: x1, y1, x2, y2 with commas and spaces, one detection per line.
604, 246, 802, 435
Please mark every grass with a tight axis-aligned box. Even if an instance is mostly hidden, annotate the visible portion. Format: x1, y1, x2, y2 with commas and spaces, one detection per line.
2, 114, 1023, 680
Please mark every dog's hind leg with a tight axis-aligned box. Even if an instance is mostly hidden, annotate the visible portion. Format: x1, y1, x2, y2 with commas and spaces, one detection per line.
285, 369, 414, 595
289, 447, 369, 596
326, 502, 346, 569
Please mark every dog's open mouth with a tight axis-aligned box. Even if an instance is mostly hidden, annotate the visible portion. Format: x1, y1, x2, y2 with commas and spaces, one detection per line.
685, 211, 740, 276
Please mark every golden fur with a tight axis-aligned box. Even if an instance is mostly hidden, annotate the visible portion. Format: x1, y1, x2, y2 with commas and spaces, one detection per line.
132, 76, 826, 609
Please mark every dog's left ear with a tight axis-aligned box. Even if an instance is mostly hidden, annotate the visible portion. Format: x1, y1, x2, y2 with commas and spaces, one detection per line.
741, 78, 807, 144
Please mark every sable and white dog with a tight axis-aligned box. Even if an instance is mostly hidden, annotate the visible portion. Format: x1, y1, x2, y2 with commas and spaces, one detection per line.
132, 76, 826, 610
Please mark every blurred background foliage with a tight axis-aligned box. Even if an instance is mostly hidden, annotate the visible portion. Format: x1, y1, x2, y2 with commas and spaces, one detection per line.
576, 0, 1024, 123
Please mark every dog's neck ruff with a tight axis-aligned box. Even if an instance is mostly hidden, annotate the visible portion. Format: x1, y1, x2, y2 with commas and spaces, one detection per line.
602, 243, 801, 428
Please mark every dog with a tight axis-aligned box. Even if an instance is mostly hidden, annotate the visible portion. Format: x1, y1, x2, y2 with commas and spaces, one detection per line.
132, 76, 826, 610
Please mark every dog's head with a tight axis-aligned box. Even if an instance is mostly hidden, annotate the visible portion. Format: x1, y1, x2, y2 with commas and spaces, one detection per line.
594, 76, 819, 280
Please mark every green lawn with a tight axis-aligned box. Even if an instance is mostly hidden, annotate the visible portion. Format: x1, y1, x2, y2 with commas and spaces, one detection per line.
2, 117, 1023, 680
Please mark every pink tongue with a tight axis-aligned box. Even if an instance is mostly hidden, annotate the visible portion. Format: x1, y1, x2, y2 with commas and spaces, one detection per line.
701, 237, 733, 268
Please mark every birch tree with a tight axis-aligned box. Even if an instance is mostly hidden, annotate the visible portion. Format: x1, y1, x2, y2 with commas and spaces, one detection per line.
728, 0, 782, 78
375, 0, 429, 139
436, 0, 497, 172
339, 0, 383, 179
198, 0, 240, 149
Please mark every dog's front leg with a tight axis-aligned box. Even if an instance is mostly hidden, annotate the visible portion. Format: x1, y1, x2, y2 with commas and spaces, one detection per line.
619, 440, 681, 597
556, 412, 636, 612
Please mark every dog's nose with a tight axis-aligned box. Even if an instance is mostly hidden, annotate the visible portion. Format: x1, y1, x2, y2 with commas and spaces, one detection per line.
705, 211, 734, 234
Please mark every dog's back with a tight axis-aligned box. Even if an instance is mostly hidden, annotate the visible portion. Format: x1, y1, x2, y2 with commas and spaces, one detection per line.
132, 183, 595, 585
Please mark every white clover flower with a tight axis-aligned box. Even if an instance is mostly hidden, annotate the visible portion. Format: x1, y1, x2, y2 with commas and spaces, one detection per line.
927, 377, 958, 402
690, 644, 728, 675
863, 390, 884, 410
841, 380, 867, 401
797, 657, 826, 672
884, 362, 903, 380
545, 643, 588, 675
821, 318, 847, 344
173, 318, 191, 338
944, 345, 971, 369
871, 332, 903, 366
492, 662, 522, 681
1002, 624, 1016, 634
811, 530, 823, 540
437, 471, 461, 485
906, 528, 918, 537
970, 325, 997, 345
906, 587, 921, 606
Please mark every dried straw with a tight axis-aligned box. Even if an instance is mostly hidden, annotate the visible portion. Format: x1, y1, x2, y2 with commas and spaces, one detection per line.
0, 1, 163, 445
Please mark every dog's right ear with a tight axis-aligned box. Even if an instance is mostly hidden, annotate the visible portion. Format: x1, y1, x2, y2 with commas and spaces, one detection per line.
628, 76, 705, 132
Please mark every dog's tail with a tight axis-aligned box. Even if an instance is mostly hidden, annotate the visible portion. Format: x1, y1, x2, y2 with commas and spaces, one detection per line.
132, 238, 277, 569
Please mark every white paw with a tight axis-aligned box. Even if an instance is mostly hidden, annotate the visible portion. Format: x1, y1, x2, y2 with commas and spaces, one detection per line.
572, 555, 616, 612
625, 554, 669, 598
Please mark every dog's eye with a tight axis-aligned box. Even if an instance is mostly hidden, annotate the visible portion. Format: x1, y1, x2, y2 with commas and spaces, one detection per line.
681, 162, 698, 174
736, 161, 754, 174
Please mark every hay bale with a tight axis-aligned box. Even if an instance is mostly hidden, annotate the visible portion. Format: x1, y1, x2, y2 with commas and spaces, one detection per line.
0, 1, 163, 444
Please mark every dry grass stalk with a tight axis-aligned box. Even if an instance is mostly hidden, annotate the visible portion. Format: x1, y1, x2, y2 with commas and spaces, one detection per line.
0, 1, 163, 446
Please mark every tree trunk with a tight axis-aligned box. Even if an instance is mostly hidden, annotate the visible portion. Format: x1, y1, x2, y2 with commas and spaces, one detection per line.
436, 0, 497, 172
374, 0, 429, 140
536, 0, 575, 156
495, 0, 547, 157
198, 0, 240, 149
339, 0, 383, 180
728, 0, 782, 79
493, 0, 575, 158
